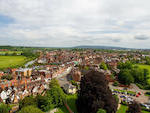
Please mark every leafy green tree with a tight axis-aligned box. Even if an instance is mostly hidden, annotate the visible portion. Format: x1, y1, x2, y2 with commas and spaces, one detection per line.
36, 95, 52, 112
144, 69, 149, 81
113, 95, 119, 104
19, 106, 44, 113
113, 81, 119, 86
99, 62, 108, 70
131, 68, 145, 84
47, 86, 66, 107
0, 103, 11, 113
47, 79, 66, 108
118, 61, 132, 69
19, 96, 37, 109
1, 74, 13, 80
118, 69, 134, 85
49, 79, 59, 89
97, 109, 106, 113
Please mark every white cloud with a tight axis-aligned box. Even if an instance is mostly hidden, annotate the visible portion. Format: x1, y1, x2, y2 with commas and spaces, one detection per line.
0, 0, 150, 48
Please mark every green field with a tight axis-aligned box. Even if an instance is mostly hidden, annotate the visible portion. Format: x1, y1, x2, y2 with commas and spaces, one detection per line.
0, 56, 29, 70
135, 64, 150, 83
117, 105, 150, 113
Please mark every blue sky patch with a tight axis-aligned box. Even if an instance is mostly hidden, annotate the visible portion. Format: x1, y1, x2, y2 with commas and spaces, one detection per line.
0, 14, 14, 25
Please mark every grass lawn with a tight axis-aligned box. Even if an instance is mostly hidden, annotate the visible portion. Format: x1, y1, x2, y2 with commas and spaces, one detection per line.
56, 94, 78, 113
135, 64, 150, 84
117, 105, 150, 113
117, 105, 128, 113
0, 56, 29, 70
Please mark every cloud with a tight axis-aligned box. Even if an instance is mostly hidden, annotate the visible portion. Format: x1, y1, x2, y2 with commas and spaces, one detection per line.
0, 0, 150, 48
134, 35, 149, 40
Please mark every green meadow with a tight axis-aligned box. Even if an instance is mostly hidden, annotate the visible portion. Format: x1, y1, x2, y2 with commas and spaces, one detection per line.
0, 56, 28, 70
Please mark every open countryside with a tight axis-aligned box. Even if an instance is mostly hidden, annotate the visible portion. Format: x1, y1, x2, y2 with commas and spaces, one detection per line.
1, 0, 150, 113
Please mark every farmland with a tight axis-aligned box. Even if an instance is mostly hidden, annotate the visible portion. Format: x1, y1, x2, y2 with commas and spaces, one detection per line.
0, 56, 30, 70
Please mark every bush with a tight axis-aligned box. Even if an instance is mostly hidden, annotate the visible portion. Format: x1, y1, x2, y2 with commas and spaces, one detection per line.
113, 81, 119, 86
19, 96, 37, 109
136, 83, 145, 89
19, 106, 44, 113
1, 74, 13, 80
113, 95, 119, 104
70, 80, 78, 88
99, 62, 108, 70
121, 100, 127, 105
36, 95, 53, 112
0, 103, 11, 113
145, 92, 150, 96
97, 108, 106, 113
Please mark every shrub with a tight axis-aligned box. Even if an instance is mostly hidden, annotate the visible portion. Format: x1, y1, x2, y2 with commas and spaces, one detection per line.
0, 103, 11, 113
1, 75, 13, 80
97, 108, 106, 113
113, 81, 119, 86
19, 96, 37, 109
19, 106, 44, 113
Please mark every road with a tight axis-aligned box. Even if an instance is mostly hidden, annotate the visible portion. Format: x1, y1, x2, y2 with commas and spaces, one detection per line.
57, 67, 72, 87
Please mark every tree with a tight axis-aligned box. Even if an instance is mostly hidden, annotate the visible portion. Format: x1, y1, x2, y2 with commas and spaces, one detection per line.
0, 103, 10, 113
118, 61, 132, 69
131, 68, 145, 84
100, 62, 108, 70
1, 74, 13, 81
118, 69, 134, 85
47, 79, 66, 108
126, 101, 142, 113
49, 79, 59, 89
144, 68, 149, 81
19, 96, 37, 109
97, 109, 106, 113
47, 86, 66, 108
77, 70, 118, 113
19, 106, 44, 113
36, 95, 52, 112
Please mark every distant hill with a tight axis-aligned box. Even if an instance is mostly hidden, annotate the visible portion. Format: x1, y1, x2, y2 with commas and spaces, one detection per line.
73, 45, 129, 50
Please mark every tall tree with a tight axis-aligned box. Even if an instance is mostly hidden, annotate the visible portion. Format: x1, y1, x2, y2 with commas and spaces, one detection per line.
77, 70, 118, 113
118, 69, 134, 85
126, 101, 142, 113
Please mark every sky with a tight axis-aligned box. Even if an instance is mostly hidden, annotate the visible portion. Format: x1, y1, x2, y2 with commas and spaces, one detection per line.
0, 0, 150, 48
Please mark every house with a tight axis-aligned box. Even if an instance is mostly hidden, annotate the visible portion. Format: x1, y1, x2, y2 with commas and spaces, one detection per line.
62, 83, 77, 94
15, 68, 32, 77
